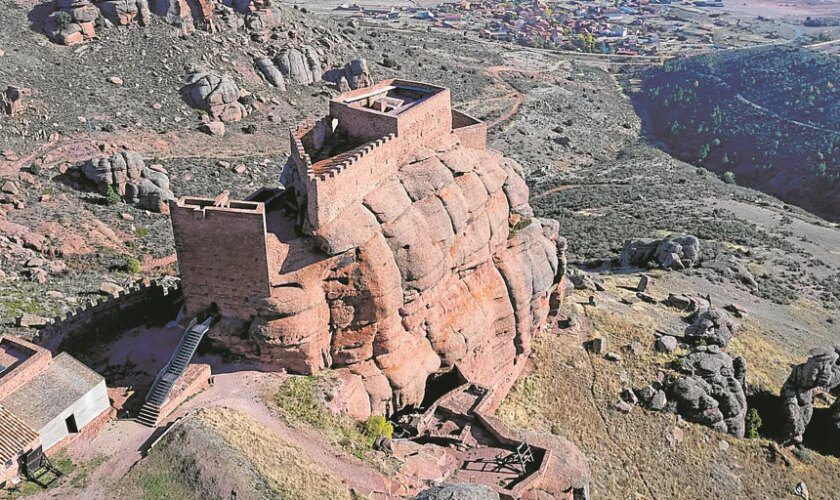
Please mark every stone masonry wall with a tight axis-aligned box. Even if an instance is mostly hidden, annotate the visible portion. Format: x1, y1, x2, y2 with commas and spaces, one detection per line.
0, 337, 51, 400
170, 202, 271, 319
452, 109, 488, 151
35, 280, 183, 353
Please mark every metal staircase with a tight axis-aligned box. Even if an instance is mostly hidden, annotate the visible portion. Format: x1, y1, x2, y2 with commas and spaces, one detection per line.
137, 316, 213, 427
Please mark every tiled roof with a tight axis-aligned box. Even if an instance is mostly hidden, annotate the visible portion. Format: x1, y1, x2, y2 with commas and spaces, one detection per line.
1, 353, 104, 430
0, 404, 38, 464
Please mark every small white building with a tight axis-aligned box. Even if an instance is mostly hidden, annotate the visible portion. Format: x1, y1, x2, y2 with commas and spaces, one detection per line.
2, 353, 110, 451
0, 337, 111, 486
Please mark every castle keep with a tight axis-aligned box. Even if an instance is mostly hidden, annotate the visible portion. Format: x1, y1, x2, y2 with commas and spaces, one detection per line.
170, 79, 564, 417
172, 79, 488, 319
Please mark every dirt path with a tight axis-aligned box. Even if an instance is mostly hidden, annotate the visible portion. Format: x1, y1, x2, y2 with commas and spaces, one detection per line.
34, 368, 396, 500
462, 60, 571, 129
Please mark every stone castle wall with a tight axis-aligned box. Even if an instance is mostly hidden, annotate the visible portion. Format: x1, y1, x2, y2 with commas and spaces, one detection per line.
170, 200, 271, 319
289, 83, 475, 229
35, 279, 183, 353
452, 109, 488, 150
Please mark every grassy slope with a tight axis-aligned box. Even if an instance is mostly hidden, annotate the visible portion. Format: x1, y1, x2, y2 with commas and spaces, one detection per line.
121, 408, 351, 500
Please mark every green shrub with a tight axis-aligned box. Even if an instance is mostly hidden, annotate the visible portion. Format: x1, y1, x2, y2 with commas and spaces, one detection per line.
723, 171, 736, 184
135, 227, 150, 237
362, 416, 393, 445
53, 11, 72, 31
124, 256, 142, 274
105, 185, 121, 205
745, 408, 763, 439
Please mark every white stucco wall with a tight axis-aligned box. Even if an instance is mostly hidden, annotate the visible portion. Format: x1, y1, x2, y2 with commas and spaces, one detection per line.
39, 380, 109, 451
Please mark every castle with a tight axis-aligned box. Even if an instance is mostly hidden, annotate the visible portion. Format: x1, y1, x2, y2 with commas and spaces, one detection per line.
170, 79, 564, 416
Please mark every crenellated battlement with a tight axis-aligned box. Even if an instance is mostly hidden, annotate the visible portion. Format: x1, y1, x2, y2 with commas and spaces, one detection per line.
287, 79, 487, 229
35, 278, 183, 352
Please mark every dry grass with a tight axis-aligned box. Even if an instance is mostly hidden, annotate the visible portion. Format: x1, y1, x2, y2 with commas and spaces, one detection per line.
198, 408, 352, 500
728, 317, 796, 393
498, 278, 840, 499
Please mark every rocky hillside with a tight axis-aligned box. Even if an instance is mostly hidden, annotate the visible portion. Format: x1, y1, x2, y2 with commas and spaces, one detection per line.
632, 46, 840, 220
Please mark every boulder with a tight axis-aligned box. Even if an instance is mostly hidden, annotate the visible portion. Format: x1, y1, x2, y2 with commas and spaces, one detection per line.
182, 67, 247, 123
780, 347, 840, 444
80, 151, 174, 211
275, 46, 322, 85
618, 234, 700, 270
655, 335, 678, 353
1, 86, 25, 116
326, 58, 372, 90
684, 306, 737, 348
45, 0, 98, 45
667, 346, 748, 437
255, 57, 286, 90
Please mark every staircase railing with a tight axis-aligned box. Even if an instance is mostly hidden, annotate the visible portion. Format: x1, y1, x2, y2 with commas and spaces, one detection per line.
145, 316, 212, 404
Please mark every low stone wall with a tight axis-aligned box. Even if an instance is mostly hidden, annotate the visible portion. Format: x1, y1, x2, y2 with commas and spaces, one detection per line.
156, 363, 212, 424
35, 280, 183, 353
0, 337, 51, 400
452, 109, 488, 151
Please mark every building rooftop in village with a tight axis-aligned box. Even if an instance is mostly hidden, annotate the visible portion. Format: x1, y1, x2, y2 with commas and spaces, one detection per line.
1, 353, 105, 430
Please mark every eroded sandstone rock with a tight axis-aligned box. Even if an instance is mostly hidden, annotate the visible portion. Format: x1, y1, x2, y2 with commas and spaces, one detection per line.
780, 347, 840, 444
46, 0, 98, 45
181, 67, 247, 122
275, 46, 323, 85
80, 151, 174, 211
218, 140, 562, 415
667, 345, 748, 437
684, 305, 737, 348
618, 234, 700, 270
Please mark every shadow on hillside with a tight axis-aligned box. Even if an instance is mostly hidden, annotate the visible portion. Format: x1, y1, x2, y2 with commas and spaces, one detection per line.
748, 389, 840, 458
27, 2, 55, 37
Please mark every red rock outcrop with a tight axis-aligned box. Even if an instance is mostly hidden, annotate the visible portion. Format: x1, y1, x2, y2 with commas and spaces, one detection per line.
170, 80, 566, 415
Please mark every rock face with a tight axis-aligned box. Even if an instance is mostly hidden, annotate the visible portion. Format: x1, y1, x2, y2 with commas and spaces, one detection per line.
80, 151, 174, 211
780, 347, 840, 444
684, 305, 737, 348
242, 144, 563, 414
274, 46, 323, 85
181, 67, 247, 123
618, 234, 700, 270
667, 345, 748, 437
